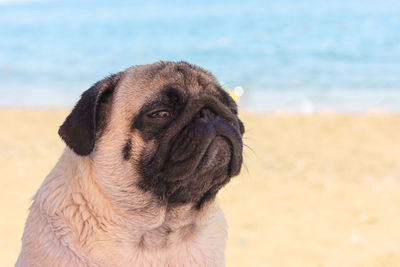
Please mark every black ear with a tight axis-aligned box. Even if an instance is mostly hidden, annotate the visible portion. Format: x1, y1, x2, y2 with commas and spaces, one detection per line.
58, 73, 121, 156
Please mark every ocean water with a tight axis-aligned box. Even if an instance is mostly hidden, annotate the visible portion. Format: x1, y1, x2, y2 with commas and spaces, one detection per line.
1, 0, 400, 112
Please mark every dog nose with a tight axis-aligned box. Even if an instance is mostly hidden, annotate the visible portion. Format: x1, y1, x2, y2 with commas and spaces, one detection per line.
199, 108, 217, 122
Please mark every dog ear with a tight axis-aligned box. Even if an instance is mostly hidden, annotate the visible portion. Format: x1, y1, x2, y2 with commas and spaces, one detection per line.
58, 73, 121, 156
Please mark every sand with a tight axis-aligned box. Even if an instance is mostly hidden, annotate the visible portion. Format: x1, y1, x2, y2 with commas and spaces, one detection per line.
1, 109, 399, 267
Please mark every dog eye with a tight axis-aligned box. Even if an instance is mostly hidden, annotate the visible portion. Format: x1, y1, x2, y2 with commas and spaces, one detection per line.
148, 110, 172, 119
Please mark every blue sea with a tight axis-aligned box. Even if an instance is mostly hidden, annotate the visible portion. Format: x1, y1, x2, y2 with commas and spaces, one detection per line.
1, 0, 400, 112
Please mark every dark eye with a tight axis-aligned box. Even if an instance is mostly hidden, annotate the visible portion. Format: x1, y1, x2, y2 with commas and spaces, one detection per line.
148, 110, 172, 119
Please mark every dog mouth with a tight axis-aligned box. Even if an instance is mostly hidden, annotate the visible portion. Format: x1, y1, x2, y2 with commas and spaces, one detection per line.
195, 136, 232, 179
199, 136, 231, 170
164, 111, 242, 182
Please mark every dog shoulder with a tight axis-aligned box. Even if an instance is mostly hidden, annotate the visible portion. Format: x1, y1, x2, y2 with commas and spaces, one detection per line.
17, 149, 99, 266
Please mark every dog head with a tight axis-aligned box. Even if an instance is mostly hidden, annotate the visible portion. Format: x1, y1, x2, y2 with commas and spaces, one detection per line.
59, 61, 244, 209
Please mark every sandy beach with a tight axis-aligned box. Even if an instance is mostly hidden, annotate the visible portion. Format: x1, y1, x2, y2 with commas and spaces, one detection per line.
1, 109, 399, 267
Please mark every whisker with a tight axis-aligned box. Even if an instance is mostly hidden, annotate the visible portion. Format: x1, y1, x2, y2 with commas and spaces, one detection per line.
243, 143, 256, 156
221, 81, 233, 88
241, 161, 249, 174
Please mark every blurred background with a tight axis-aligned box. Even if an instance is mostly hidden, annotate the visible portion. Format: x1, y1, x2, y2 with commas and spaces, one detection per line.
1, 1, 400, 266
1, 0, 400, 112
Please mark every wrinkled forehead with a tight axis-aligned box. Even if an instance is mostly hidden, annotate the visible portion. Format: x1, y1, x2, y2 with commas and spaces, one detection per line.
114, 62, 236, 115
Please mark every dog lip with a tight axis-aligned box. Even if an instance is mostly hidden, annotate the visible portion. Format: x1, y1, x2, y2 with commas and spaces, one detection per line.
196, 135, 231, 171
181, 119, 242, 179
159, 119, 217, 181
213, 121, 243, 176
161, 118, 242, 182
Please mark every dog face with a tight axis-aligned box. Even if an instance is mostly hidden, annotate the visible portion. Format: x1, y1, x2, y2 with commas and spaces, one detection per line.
59, 61, 244, 209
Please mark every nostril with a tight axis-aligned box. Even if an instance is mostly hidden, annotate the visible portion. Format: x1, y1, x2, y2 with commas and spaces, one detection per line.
200, 108, 217, 121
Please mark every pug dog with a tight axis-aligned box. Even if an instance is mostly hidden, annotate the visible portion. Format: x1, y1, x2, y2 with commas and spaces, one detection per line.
16, 61, 244, 267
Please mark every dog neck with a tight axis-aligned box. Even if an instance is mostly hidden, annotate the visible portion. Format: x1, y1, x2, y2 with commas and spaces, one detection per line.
33, 148, 218, 257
